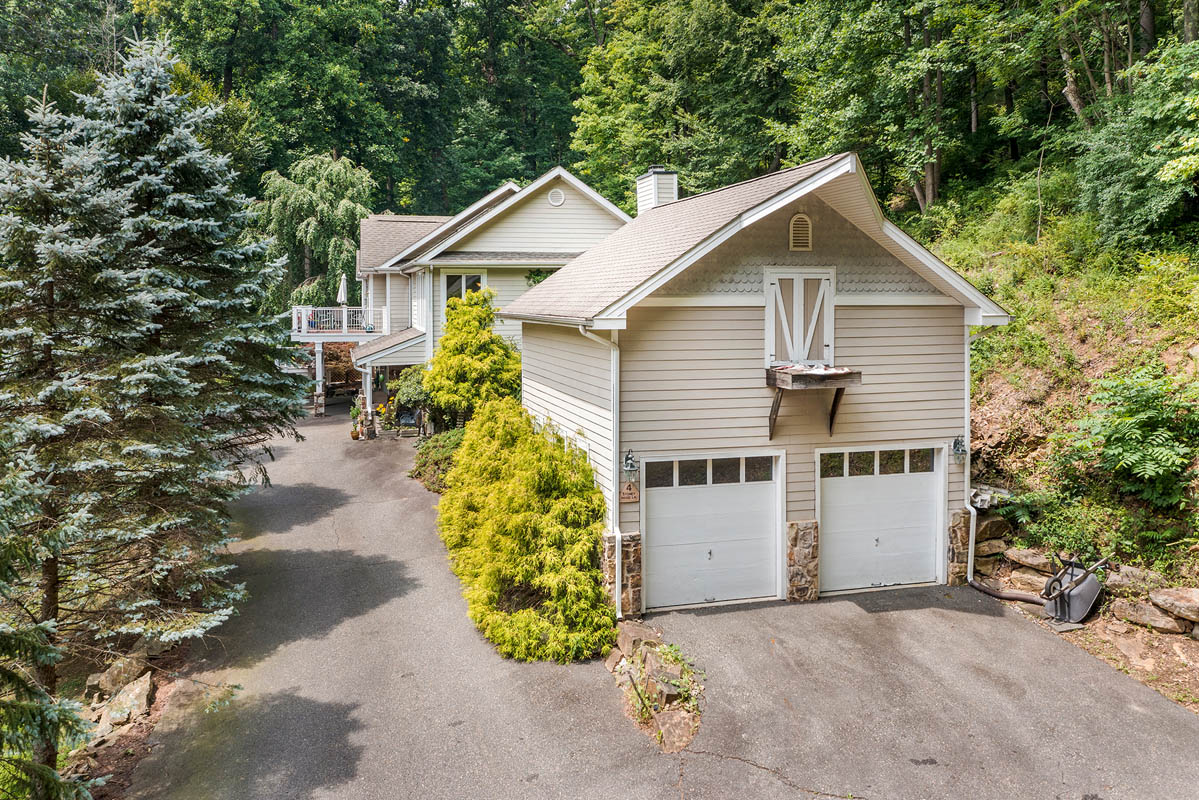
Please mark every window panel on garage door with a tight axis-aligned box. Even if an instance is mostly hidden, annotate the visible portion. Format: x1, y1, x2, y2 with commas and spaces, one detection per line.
644, 456, 777, 608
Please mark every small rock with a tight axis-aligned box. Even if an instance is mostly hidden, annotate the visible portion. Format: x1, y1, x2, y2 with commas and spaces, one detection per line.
975, 539, 1008, 557
1009, 568, 1048, 594
1106, 566, 1169, 597
975, 513, 1012, 542
974, 556, 1001, 576
616, 620, 660, 657
85, 673, 104, 696
1005, 548, 1055, 574
604, 648, 623, 673
98, 655, 146, 697
103, 671, 154, 725
1191, 625, 1199, 642
1111, 599, 1193, 634
1106, 621, 1131, 635
653, 708, 696, 753
648, 676, 682, 706
1149, 587, 1199, 622
130, 635, 172, 658
90, 715, 113, 742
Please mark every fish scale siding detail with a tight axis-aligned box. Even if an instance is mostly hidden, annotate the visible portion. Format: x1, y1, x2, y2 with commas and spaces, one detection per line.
656, 195, 939, 297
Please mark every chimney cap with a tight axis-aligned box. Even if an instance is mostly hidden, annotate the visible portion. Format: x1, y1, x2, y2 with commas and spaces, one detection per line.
640, 164, 676, 177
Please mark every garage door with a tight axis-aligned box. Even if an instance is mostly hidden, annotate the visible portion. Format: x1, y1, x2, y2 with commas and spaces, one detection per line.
643, 455, 778, 609
819, 447, 940, 593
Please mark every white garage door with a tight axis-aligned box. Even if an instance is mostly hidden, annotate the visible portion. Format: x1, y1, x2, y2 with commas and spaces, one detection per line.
819, 447, 941, 593
644, 455, 778, 609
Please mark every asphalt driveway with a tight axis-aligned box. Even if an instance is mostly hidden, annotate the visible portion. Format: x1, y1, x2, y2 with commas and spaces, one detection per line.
129, 407, 1199, 800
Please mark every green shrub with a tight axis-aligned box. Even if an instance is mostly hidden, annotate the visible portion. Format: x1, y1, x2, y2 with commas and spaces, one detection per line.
410, 428, 466, 493
388, 364, 431, 409
437, 398, 616, 662
1062, 365, 1199, 510
423, 289, 521, 420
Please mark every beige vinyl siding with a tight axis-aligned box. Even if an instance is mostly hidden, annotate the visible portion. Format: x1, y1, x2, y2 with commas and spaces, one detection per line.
454, 180, 623, 252
522, 323, 615, 515
617, 304, 966, 532
386, 273, 410, 330
432, 267, 551, 350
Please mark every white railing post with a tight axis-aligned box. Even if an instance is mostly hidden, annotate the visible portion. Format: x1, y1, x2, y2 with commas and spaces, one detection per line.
341, 306, 348, 335
383, 307, 390, 334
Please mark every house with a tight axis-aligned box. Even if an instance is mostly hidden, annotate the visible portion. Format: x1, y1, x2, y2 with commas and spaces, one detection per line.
289, 167, 630, 413
498, 154, 1009, 616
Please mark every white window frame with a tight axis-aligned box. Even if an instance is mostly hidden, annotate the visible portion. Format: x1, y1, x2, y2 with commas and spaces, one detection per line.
438, 269, 489, 334
764, 268, 835, 368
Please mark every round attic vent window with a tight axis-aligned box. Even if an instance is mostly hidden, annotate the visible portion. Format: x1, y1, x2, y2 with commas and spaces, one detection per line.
547, 188, 566, 207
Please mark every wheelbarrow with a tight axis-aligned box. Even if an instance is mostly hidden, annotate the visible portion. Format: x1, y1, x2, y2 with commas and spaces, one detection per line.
1041, 554, 1109, 624
970, 553, 1109, 624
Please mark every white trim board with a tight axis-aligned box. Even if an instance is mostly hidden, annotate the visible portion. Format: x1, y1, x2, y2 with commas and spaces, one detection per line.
635, 292, 960, 308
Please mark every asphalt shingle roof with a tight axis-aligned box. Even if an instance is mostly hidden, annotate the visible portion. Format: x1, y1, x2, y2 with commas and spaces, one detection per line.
358, 216, 450, 270
349, 327, 424, 361
500, 154, 848, 321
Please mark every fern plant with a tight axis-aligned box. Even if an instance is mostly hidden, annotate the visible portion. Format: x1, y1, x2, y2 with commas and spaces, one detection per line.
1063, 365, 1199, 510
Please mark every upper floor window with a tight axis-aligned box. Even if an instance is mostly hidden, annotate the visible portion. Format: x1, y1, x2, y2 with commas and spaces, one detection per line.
789, 213, 812, 251
445, 272, 484, 305
765, 269, 833, 366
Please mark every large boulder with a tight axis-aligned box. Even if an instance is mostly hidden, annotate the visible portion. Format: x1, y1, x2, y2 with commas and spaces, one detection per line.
975, 513, 1012, 543
97, 655, 145, 697
1111, 599, 1193, 634
1149, 587, 1199, 623
1009, 568, 1048, 594
1005, 547, 1054, 574
103, 671, 154, 725
975, 539, 1008, 557
130, 635, 172, 659
1106, 566, 1168, 597
974, 556, 1001, 576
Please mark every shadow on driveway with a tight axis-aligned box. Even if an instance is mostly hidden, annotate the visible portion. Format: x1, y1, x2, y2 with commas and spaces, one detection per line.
208, 547, 418, 669
133, 689, 365, 800
231, 483, 353, 540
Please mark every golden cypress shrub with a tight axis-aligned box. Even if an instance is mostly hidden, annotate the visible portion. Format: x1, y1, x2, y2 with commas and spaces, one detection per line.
438, 398, 616, 662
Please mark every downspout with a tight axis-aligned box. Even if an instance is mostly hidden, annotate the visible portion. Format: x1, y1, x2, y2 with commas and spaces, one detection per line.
578, 324, 624, 619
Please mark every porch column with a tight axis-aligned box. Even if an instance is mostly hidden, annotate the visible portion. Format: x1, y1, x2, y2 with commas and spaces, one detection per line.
362, 365, 374, 419
313, 341, 326, 417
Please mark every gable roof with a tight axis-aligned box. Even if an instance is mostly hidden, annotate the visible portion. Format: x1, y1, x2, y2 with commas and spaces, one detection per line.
410, 166, 631, 263
499, 153, 1008, 327
349, 326, 424, 364
358, 215, 451, 270
374, 181, 521, 272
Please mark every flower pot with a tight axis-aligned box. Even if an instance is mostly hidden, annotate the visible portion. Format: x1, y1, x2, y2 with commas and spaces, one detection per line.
350, 427, 360, 440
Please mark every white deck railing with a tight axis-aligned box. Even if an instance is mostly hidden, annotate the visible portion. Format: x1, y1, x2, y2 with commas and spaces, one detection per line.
292, 306, 389, 337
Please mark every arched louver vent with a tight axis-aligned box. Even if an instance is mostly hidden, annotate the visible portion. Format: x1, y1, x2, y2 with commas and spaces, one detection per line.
789, 213, 812, 252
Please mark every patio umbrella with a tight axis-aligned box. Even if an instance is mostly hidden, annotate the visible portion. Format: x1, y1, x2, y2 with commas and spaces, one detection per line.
335, 273, 348, 305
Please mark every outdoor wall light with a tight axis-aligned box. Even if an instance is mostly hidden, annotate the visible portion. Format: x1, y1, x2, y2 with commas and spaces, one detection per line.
952, 435, 968, 465
622, 449, 639, 482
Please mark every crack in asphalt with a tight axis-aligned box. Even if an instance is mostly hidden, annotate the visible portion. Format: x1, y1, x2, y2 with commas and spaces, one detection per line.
683, 747, 867, 799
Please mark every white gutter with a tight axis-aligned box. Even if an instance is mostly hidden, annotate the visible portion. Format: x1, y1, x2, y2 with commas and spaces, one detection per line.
577, 324, 623, 619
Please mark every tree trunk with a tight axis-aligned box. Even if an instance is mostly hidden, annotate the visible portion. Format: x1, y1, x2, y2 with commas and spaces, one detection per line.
303, 244, 312, 279
1101, 13, 1115, 96
31, 556, 59, 800
969, 68, 978, 133
1058, 35, 1091, 126
1186, 0, 1198, 42
1139, 0, 1155, 54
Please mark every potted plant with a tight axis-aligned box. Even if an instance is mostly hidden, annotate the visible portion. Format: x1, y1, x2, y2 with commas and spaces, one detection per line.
350, 404, 361, 440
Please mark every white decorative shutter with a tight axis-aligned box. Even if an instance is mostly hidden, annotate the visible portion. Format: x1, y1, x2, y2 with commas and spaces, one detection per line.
766, 271, 833, 366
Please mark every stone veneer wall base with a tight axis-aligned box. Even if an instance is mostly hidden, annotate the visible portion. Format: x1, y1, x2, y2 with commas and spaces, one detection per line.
786, 520, 819, 602
602, 532, 643, 617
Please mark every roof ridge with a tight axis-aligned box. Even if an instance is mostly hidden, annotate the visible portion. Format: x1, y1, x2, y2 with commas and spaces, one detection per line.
366, 214, 452, 222
651, 152, 850, 210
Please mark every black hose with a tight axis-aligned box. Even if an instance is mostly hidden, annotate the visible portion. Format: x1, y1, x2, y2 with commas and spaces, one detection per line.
968, 578, 1043, 605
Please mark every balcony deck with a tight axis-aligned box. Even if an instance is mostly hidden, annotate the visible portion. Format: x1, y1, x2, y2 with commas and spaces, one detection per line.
291, 306, 389, 341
